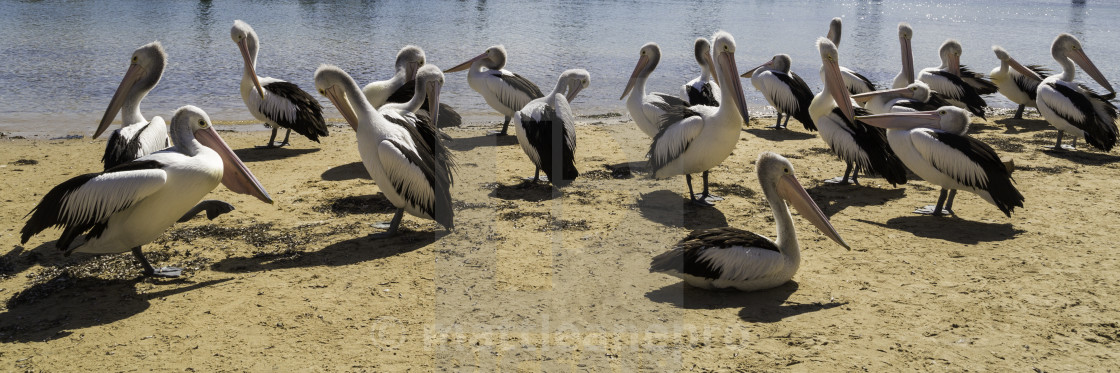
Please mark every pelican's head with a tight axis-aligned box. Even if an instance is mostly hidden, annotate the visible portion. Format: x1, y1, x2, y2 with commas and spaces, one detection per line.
856, 106, 971, 136
756, 152, 850, 250
172, 105, 272, 204
231, 20, 264, 98
741, 54, 791, 78
827, 17, 842, 46
557, 69, 590, 103
992, 45, 1044, 81
445, 44, 507, 73
94, 41, 168, 138
850, 81, 931, 104
711, 30, 750, 124
620, 42, 661, 100
939, 39, 963, 76
415, 64, 446, 125
1053, 33, 1114, 93
818, 37, 854, 121
314, 64, 362, 131
694, 38, 717, 85
395, 45, 426, 82
898, 23, 915, 84
898, 22, 913, 41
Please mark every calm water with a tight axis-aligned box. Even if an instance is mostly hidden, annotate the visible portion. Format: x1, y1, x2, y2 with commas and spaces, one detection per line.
0, 0, 1116, 137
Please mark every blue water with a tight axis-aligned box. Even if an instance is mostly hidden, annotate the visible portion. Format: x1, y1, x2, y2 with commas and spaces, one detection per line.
0, 0, 1116, 136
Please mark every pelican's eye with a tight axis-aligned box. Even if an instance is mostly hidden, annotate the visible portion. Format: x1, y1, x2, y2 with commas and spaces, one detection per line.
783, 167, 790, 174
198, 119, 208, 128
910, 87, 917, 91
939, 110, 947, 115
318, 88, 325, 95
131, 56, 138, 63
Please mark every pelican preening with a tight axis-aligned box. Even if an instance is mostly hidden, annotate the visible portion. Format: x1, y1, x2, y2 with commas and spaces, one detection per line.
1035, 33, 1118, 152
444, 45, 543, 136
363, 45, 462, 128
853, 81, 953, 115
379, 64, 453, 163
825, 17, 877, 95
681, 38, 721, 107
513, 69, 589, 186
917, 39, 990, 119
650, 152, 849, 292
809, 38, 907, 186
21, 106, 273, 277
621, 42, 693, 138
991, 46, 1050, 119
315, 65, 455, 237
94, 41, 171, 170
743, 54, 815, 131
859, 107, 1024, 217
231, 20, 329, 148
648, 31, 751, 207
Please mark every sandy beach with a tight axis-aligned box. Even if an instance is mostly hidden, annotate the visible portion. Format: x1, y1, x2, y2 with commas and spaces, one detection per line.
1, 113, 1118, 371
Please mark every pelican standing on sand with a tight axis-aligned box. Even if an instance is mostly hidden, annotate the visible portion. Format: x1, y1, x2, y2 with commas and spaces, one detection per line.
379, 65, 453, 161
825, 17, 876, 95
809, 38, 907, 186
859, 107, 1024, 217
650, 152, 850, 292
621, 42, 693, 138
315, 65, 454, 237
990, 46, 1050, 120
1035, 33, 1118, 152
363, 45, 462, 128
648, 31, 751, 206
444, 45, 543, 136
21, 106, 273, 277
681, 38, 721, 107
742, 54, 815, 130
231, 20, 329, 148
917, 39, 992, 118
512, 69, 589, 186
94, 41, 170, 170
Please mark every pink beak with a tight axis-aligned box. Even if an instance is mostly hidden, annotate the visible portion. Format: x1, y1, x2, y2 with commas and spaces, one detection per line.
194, 126, 273, 204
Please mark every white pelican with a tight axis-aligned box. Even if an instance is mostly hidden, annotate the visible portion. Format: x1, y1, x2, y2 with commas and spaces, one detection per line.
379, 64, 453, 167
21, 106, 273, 277
621, 42, 693, 138
742, 54, 816, 130
1035, 33, 1118, 152
94, 41, 170, 170
991, 46, 1050, 119
917, 39, 991, 119
444, 45, 543, 136
680, 38, 721, 107
512, 69, 589, 186
852, 81, 953, 115
891, 23, 916, 89
648, 31, 751, 206
809, 38, 908, 186
363, 45, 462, 128
859, 106, 1024, 216
650, 152, 849, 292
315, 65, 455, 237
231, 20, 329, 148
825, 17, 877, 95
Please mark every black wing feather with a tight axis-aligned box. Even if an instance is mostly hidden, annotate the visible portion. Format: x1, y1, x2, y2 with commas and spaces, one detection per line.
385, 139, 454, 229
650, 227, 778, 280
686, 83, 720, 107
930, 70, 987, 118
929, 132, 1024, 216
263, 81, 329, 142
645, 102, 702, 173
101, 123, 150, 170
1011, 66, 1049, 101
834, 107, 908, 185
520, 105, 579, 186
383, 112, 456, 185
491, 71, 543, 112
387, 80, 462, 128
775, 71, 816, 131
959, 65, 998, 95
843, 69, 877, 94
1049, 82, 1118, 151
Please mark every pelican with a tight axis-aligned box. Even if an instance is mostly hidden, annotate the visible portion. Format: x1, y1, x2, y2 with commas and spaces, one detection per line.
742, 54, 815, 130
991, 46, 1050, 119
363, 45, 462, 128
650, 152, 850, 292
891, 23, 916, 89
512, 69, 589, 186
859, 107, 1024, 216
379, 64, 453, 164
621, 42, 693, 138
94, 41, 170, 170
852, 81, 954, 115
1035, 33, 1118, 152
917, 39, 991, 118
680, 38, 721, 107
21, 106, 272, 277
231, 20, 329, 148
444, 45, 543, 136
809, 38, 907, 186
315, 65, 454, 237
648, 31, 751, 207
825, 17, 876, 95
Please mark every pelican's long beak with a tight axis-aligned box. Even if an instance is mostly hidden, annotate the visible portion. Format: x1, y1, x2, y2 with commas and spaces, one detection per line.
194, 126, 273, 204
825, 57, 854, 122
426, 81, 441, 127
740, 60, 770, 79
566, 84, 584, 103
703, 52, 719, 86
719, 51, 751, 124
850, 87, 913, 104
900, 36, 915, 84
1006, 57, 1044, 82
948, 53, 961, 77
406, 61, 421, 82
620, 54, 650, 100
323, 86, 360, 131
238, 39, 265, 99
444, 52, 487, 73
1069, 48, 1116, 94
95, 63, 144, 138
777, 173, 849, 250
856, 111, 941, 130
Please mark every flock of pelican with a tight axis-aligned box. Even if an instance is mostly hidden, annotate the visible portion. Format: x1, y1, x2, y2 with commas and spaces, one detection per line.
17, 18, 1118, 292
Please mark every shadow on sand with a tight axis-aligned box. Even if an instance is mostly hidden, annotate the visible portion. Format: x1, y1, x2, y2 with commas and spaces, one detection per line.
488, 181, 559, 202
637, 190, 727, 230
645, 281, 846, 323
446, 132, 518, 152
321, 161, 371, 181
210, 231, 446, 274
234, 147, 319, 162
855, 215, 1025, 244
806, 184, 907, 218
1041, 148, 1120, 166
744, 128, 818, 141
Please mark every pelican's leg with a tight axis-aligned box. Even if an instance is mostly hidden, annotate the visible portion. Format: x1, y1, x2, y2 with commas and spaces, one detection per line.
850, 165, 861, 185
256, 127, 281, 149
1069, 137, 1078, 150
782, 114, 792, 129
132, 247, 181, 278
915, 188, 951, 216
1013, 104, 1025, 119
686, 174, 712, 207
490, 116, 513, 136
944, 189, 957, 215
371, 209, 406, 238
1047, 131, 1075, 151
698, 170, 723, 203
178, 200, 236, 222
278, 128, 292, 147
524, 167, 547, 183
824, 162, 855, 185
768, 113, 783, 129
